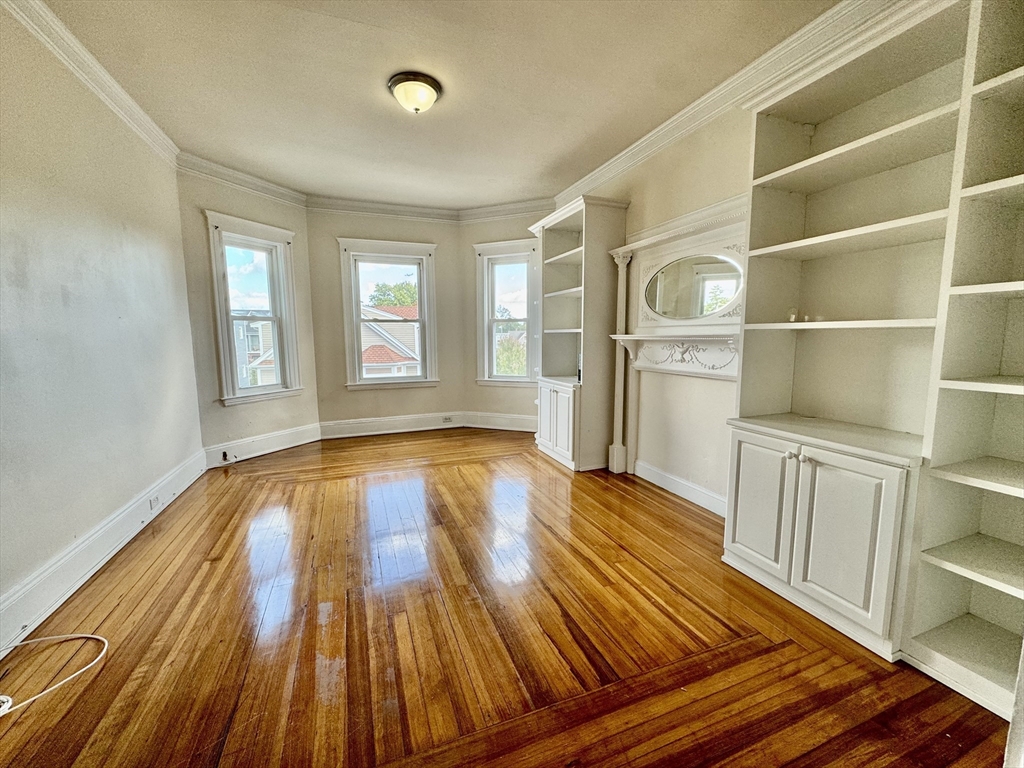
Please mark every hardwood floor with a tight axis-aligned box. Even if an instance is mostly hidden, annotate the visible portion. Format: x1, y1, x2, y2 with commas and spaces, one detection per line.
0, 429, 1008, 767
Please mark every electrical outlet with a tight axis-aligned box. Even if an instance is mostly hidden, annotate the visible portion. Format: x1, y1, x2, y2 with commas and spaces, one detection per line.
149, 495, 160, 511
441, 415, 453, 424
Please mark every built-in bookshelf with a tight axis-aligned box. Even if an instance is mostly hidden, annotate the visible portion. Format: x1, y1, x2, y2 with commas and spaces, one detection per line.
529, 196, 626, 470
734, 0, 1023, 720
900, 0, 1024, 721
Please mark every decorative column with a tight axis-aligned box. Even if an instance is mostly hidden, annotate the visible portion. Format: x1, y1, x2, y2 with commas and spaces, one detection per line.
608, 249, 632, 472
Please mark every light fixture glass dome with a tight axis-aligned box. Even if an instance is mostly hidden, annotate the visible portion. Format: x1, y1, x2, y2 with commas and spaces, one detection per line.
388, 72, 442, 114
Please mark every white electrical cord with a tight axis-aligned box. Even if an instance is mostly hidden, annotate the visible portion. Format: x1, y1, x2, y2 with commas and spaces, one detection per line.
0, 634, 108, 717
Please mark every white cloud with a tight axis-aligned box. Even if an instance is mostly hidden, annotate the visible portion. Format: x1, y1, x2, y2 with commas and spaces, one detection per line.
229, 288, 270, 311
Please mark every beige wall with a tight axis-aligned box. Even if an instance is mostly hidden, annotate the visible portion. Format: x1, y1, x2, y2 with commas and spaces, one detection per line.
307, 209, 545, 426
458, 214, 544, 416
176, 172, 320, 446
308, 211, 463, 423
592, 108, 753, 507
0, 12, 203, 589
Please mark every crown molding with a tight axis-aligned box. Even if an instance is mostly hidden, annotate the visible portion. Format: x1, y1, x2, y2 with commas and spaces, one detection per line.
177, 153, 308, 208
1, 0, 179, 165
553, 0, 960, 208
457, 198, 554, 223
308, 195, 460, 222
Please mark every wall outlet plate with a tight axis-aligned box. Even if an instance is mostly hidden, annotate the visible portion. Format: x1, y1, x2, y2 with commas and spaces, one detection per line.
149, 496, 159, 511
441, 416, 453, 424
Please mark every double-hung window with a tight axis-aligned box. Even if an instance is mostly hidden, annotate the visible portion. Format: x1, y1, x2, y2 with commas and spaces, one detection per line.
475, 238, 539, 384
339, 239, 438, 388
207, 211, 301, 404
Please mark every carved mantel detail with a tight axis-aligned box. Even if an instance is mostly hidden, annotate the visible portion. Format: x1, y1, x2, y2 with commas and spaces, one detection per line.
612, 334, 739, 380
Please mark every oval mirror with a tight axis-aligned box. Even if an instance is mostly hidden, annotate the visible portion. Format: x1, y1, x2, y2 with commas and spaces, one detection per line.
645, 254, 741, 320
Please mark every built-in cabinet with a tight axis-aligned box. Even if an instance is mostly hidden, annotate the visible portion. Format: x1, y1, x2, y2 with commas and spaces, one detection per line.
725, 417, 916, 655
726, 0, 1023, 720
530, 196, 627, 471
536, 376, 577, 466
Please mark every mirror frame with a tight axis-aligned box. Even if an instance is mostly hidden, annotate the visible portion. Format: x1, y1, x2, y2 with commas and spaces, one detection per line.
642, 252, 744, 322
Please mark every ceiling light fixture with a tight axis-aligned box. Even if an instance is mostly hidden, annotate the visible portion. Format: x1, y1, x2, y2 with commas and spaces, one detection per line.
387, 72, 442, 114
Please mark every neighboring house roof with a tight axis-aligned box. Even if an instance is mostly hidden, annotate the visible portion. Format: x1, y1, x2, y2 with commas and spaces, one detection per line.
362, 344, 416, 364
364, 304, 418, 320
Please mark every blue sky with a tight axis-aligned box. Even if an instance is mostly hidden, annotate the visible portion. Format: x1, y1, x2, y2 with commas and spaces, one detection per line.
493, 261, 527, 317
226, 246, 270, 311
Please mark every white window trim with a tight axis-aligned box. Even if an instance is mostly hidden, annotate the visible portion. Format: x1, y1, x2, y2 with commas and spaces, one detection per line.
338, 238, 439, 390
206, 210, 302, 405
475, 238, 540, 384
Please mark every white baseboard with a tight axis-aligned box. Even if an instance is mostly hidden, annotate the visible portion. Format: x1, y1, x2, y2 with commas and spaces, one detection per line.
634, 460, 726, 517
320, 411, 537, 439
0, 450, 207, 655
205, 422, 322, 467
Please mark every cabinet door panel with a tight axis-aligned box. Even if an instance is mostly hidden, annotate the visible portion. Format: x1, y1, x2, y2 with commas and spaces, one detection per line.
725, 430, 800, 581
537, 384, 552, 447
792, 446, 905, 635
553, 388, 574, 459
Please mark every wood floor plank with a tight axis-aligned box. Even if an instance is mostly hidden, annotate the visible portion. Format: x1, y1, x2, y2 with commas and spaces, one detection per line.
0, 429, 1007, 768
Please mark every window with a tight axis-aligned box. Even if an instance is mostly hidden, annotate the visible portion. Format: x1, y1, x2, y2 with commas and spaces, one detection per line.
475, 238, 539, 384
207, 211, 301, 405
339, 239, 438, 388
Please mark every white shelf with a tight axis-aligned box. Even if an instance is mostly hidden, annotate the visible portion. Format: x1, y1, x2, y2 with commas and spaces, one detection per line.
749, 210, 947, 261
754, 102, 960, 194
921, 534, 1024, 598
913, 614, 1023, 696
727, 413, 923, 467
940, 376, 1024, 395
961, 175, 1024, 207
745, 319, 936, 330
544, 246, 583, 266
973, 66, 1024, 103
543, 328, 582, 334
931, 456, 1024, 498
544, 286, 583, 299
948, 280, 1024, 298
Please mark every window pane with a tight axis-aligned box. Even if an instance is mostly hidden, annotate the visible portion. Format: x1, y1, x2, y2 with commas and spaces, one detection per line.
492, 261, 527, 320
226, 246, 272, 313
361, 320, 422, 379
492, 320, 527, 377
700, 277, 738, 314
358, 261, 420, 320
234, 319, 279, 388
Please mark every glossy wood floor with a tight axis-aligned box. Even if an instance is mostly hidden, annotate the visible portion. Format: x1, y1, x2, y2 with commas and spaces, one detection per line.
0, 429, 1008, 767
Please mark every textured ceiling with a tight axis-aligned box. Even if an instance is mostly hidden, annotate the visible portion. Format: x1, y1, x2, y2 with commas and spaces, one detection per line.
47, 0, 835, 209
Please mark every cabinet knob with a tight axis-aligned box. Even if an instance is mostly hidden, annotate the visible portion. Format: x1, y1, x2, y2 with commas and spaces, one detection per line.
784, 451, 796, 459
798, 454, 810, 463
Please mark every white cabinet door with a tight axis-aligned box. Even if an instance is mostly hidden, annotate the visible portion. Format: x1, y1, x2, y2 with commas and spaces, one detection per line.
551, 387, 575, 462
725, 429, 800, 581
791, 445, 906, 636
537, 382, 553, 449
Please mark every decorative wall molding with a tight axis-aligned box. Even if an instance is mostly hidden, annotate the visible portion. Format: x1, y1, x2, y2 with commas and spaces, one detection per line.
553, 0, 960, 207
1, 0, 180, 165
614, 334, 739, 380
634, 460, 726, 517
320, 411, 537, 439
625, 194, 748, 246
0, 450, 206, 655
178, 153, 307, 208
205, 423, 322, 467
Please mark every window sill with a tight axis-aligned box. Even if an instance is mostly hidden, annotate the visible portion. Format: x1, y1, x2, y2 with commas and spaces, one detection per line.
475, 378, 537, 388
221, 387, 304, 406
346, 378, 441, 391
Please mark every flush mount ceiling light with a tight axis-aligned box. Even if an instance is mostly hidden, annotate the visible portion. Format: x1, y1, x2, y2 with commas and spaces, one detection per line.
387, 72, 442, 114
